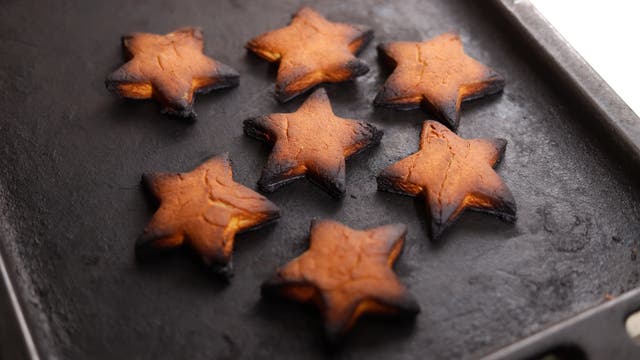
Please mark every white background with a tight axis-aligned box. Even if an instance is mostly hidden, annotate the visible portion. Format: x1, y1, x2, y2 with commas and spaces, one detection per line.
529, 0, 640, 116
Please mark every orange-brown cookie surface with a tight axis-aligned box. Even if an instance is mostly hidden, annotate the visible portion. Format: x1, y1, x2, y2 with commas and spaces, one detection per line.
377, 121, 516, 239
375, 33, 504, 129
246, 7, 373, 102
106, 27, 239, 118
243, 88, 382, 198
262, 220, 419, 341
137, 153, 279, 275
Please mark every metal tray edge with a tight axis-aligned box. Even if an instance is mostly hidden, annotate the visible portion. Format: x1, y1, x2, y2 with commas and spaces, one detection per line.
0, 181, 42, 360
483, 0, 640, 359
0, 249, 40, 360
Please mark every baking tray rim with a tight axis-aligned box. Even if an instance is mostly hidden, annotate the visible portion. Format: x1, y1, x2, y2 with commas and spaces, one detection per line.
483, 0, 640, 358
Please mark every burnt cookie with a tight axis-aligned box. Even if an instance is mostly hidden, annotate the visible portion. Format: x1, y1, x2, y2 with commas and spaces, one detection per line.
262, 220, 420, 341
246, 7, 373, 102
377, 121, 516, 239
106, 27, 239, 118
137, 153, 279, 275
375, 33, 504, 129
243, 88, 382, 198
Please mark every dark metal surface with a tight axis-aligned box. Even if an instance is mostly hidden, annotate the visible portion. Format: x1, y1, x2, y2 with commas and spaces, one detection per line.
1, 0, 639, 359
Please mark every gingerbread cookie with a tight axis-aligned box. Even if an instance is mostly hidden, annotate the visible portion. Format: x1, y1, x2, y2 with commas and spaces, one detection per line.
106, 27, 239, 118
243, 88, 382, 198
377, 121, 516, 239
246, 7, 373, 102
375, 33, 504, 129
137, 153, 279, 275
262, 220, 419, 341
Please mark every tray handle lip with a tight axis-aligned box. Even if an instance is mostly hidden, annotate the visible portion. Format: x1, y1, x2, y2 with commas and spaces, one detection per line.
481, 287, 640, 360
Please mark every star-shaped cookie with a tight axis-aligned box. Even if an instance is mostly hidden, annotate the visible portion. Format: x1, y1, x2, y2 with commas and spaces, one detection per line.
106, 27, 239, 118
375, 33, 505, 129
377, 121, 516, 239
246, 7, 373, 102
243, 88, 383, 198
137, 153, 280, 275
262, 220, 420, 341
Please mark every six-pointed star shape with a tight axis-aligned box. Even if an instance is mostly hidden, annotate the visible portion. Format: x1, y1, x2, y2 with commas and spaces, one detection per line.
137, 153, 280, 275
246, 7, 373, 102
262, 220, 420, 341
106, 27, 239, 118
377, 121, 516, 239
243, 88, 383, 198
375, 32, 505, 129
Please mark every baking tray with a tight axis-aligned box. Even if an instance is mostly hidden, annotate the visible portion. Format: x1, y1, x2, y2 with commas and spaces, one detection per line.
1, 0, 639, 359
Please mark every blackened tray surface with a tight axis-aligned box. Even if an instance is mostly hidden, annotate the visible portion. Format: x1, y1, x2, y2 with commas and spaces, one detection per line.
1, 0, 639, 359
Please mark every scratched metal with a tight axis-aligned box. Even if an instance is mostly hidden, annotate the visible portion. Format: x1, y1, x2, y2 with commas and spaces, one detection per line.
1, 0, 639, 359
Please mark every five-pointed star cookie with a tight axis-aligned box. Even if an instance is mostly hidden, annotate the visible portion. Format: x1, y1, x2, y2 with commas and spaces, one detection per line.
243, 88, 383, 198
262, 220, 420, 341
137, 153, 280, 275
106, 27, 239, 118
377, 121, 516, 239
246, 7, 373, 102
375, 33, 505, 129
